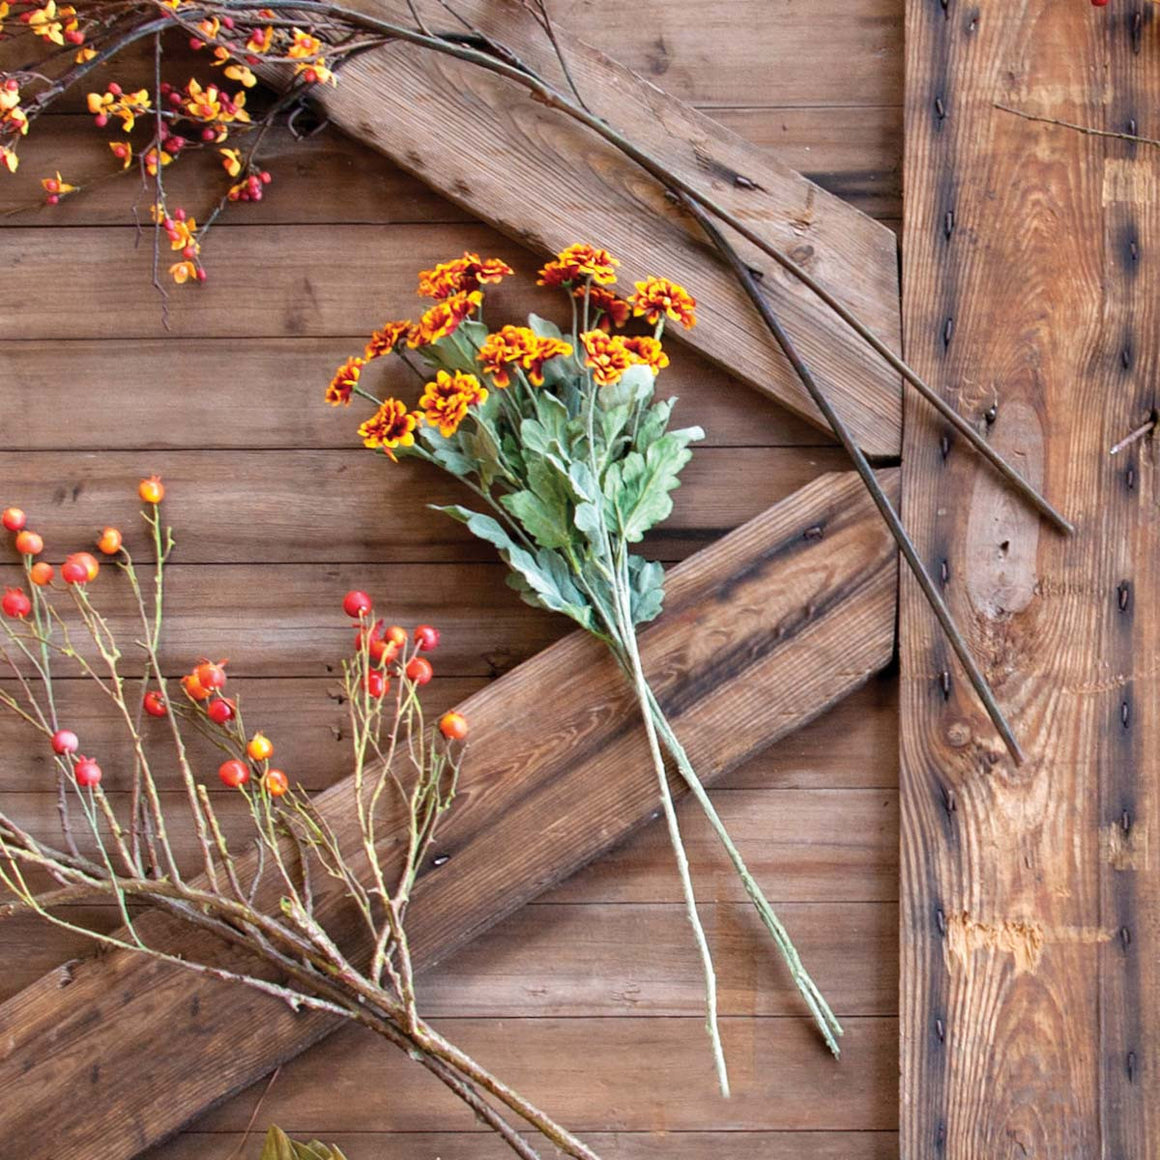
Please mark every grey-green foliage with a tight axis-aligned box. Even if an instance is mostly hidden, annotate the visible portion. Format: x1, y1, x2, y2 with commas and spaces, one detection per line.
412, 317, 703, 638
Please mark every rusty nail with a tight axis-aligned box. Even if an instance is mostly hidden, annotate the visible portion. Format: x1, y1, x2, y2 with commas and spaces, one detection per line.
944, 209, 954, 239
1122, 701, 1131, 728
1118, 581, 1131, 611
940, 670, 952, 700
943, 317, 954, 346
984, 403, 998, 425
940, 433, 951, 459
1110, 416, 1156, 456
1121, 925, 1132, 951
733, 173, 758, 190
936, 908, 947, 935
940, 559, 950, 585
935, 1018, 946, 1042
935, 96, 946, 121
1122, 808, 1132, 836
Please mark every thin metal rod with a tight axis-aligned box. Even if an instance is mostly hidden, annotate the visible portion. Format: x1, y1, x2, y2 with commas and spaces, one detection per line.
681, 193, 1025, 766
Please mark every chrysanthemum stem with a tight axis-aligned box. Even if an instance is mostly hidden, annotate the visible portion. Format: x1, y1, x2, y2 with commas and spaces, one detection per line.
642, 686, 843, 1055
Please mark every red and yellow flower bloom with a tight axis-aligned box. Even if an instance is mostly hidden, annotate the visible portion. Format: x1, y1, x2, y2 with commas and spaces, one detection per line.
477, 325, 574, 388
359, 398, 420, 460
326, 357, 366, 406
419, 370, 489, 438
622, 335, 670, 372
580, 330, 636, 386
538, 243, 619, 288
629, 276, 697, 329
580, 285, 631, 329
408, 290, 482, 347
364, 320, 413, 360
417, 252, 514, 299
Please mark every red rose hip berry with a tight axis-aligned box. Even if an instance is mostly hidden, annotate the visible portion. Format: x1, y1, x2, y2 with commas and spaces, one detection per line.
263, 769, 289, 797
51, 729, 79, 755
343, 589, 373, 618
74, 756, 102, 788
207, 697, 236, 725
413, 624, 439, 652
218, 759, 250, 788
405, 656, 433, 685
143, 691, 168, 718
2, 587, 31, 618
363, 669, 388, 698
2, 507, 26, 532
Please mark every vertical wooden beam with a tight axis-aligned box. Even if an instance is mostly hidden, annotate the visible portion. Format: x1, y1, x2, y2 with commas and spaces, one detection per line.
901, 2, 1159, 1155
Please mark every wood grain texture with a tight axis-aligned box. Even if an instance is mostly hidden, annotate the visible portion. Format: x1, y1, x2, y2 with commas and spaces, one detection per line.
0, 106, 901, 224
0, 337, 833, 451
0, 468, 898, 1159
148, 1131, 901, 1160
900, 2, 1159, 1156
0, 670, 898, 794
250, 0, 903, 453
0, 447, 846, 563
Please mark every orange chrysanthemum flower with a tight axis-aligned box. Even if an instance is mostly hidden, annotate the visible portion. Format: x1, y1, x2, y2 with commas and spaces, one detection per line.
419, 370, 489, 438
622, 335, 670, 372
537, 243, 620, 288
578, 285, 631, 330
580, 330, 635, 386
359, 398, 420, 460
629, 276, 697, 329
364, 320, 412, 360
477, 325, 574, 388
326, 356, 365, 406
408, 290, 483, 347
417, 252, 515, 299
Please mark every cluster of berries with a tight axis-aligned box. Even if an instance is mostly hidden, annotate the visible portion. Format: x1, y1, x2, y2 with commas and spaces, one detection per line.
342, 589, 468, 741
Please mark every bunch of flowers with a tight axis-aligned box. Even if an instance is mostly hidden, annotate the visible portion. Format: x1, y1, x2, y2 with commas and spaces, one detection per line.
0, 3, 347, 283
0, 483, 598, 1160
326, 244, 842, 1092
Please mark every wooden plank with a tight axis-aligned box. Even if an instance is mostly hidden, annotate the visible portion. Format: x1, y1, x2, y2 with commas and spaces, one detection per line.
1, 0, 900, 112
0, 468, 898, 1158
0, 447, 846, 563
0, 560, 563, 678
185, 1016, 897, 1134
0, 338, 833, 451
1, 900, 898, 1015
251, 0, 903, 454
4, 788, 898, 906
150, 1131, 900, 1160
900, 4, 1159, 1157
0, 106, 901, 225
0, 670, 898, 793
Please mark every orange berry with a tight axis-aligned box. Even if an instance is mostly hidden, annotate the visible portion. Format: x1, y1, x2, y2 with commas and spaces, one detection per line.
247, 732, 274, 761
29, 561, 54, 586
439, 711, 468, 741
96, 526, 123, 554
263, 769, 289, 797
14, 530, 43, 555
182, 672, 211, 701
139, 475, 165, 504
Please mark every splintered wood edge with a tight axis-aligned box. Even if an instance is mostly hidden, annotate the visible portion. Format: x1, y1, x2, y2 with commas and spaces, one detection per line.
0, 470, 899, 1158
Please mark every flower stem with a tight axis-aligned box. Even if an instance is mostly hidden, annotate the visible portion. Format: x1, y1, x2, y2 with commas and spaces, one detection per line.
642, 686, 843, 1056
609, 566, 729, 1096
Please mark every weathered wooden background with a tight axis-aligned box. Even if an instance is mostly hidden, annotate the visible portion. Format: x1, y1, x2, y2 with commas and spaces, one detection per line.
0, 1, 903, 1157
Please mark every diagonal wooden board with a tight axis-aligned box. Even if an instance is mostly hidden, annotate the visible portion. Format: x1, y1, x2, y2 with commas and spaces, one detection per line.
255, 0, 902, 456
0, 468, 898, 1158
901, 3, 1160, 1155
